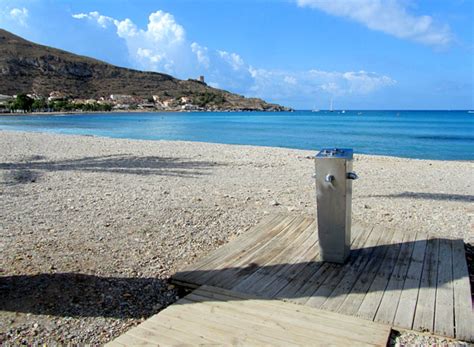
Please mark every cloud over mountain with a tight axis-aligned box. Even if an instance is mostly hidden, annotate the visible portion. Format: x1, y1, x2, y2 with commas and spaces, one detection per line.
73, 9, 396, 106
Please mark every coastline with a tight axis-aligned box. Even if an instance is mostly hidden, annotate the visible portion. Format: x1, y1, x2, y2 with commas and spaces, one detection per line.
0, 109, 197, 117
0, 108, 290, 117
1, 130, 472, 344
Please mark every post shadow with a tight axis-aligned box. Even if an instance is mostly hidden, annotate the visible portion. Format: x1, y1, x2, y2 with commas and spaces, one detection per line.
0, 238, 469, 319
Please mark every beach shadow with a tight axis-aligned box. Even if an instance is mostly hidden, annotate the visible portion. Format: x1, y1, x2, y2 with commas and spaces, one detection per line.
0, 238, 469, 319
0, 273, 179, 319
368, 191, 474, 202
0, 154, 224, 184
171, 237, 469, 301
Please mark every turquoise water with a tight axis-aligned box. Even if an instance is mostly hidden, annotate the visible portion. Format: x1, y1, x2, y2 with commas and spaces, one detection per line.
0, 110, 473, 160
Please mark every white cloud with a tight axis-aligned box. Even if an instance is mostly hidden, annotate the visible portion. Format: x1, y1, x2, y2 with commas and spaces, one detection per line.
296, 0, 452, 47
72, 11, 113, 28
73, 9, 396, 107
73, 10, 187, 74
284, 76, 297, 85
217, 50, 245, 71
8, 7, 28, 26
249, 68, 396, 102
191, 42, 210, 68
342, 70, 396, 94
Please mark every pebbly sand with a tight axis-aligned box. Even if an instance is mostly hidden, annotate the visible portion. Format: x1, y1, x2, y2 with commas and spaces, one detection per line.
0, 130, 473, 345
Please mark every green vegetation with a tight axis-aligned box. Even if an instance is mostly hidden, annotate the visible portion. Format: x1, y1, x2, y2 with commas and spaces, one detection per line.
193, 92, 226, 107
7, 94, 112, 113
8, 93, 34, 112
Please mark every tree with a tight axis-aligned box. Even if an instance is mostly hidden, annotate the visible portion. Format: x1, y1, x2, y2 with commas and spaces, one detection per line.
32, 98, 47, 111
10, 94, 34, 112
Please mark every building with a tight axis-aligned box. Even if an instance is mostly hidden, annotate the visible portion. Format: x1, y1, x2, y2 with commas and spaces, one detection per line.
48, 91, 67, 102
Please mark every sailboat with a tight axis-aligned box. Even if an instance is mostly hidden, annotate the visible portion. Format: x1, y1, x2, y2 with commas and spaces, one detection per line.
329, 97, 334, 112
311, 104, 320, 112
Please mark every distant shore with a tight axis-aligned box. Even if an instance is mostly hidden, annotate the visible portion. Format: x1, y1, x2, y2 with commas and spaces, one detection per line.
0, 109, 191, 116
0, 108, 292, 116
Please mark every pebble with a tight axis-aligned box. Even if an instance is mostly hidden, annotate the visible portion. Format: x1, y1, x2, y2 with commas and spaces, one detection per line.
0, 131, 471, 345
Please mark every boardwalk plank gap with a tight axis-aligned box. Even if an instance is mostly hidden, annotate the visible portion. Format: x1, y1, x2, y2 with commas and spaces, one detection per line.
111, 214, 473, 345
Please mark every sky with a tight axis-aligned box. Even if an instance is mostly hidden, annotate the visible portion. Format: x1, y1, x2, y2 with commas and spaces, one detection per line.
0, 0, 473, 110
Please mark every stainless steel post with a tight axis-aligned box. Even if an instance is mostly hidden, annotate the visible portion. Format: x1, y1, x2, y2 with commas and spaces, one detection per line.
314, 148, 358, 264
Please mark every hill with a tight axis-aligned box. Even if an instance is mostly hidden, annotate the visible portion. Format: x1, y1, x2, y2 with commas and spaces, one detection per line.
0, 29, 289, 111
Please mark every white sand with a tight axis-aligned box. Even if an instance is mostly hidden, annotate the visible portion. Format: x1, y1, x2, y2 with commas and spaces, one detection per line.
0, 130, 472, 344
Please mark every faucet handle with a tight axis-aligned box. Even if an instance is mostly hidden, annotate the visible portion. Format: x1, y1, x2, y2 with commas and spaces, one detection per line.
325, 174, 335, 183
347, 172, 358, 180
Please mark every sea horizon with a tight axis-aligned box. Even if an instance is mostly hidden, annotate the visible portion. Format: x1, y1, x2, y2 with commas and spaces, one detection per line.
1, 110, 473, 161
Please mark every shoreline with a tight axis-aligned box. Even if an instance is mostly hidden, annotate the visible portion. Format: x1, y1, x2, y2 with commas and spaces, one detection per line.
0, 109, 196, 116
1, 130, 473, 344
0, 109, 291, 117
1, 129, 472, 163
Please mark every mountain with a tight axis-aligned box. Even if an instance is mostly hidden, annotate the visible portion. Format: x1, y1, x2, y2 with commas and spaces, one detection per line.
0, 29, 290, 111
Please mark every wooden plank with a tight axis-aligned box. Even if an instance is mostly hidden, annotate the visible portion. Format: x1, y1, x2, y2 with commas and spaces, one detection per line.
111, 326, 200, 347
451, 239, 474, 342
172, 214, 290, 281
434, 238, 455, 337
190, 286, 387, 333
204, 216, 310, 288
172, 215, 298, 287
252, 220, 319, 298
356, 227, 405, 321
129, 324, 214, 345
150, 305, 297, 346
182, 295, 389, 346
186, 213, 291, 267
230, 217, 315, 294
336, 225, 395, 316
305, 224, 377, 309
148, 310, 289, 346
187, 213, 287, 270
319, 225, 386, 312
412, 238, 439, 333
188, 286, 391, 346
280, 225, 367, 305
189, 214, 286, 270
374, 229, 417, 325
272, 224, 363, 301
392, 232, 428, 329
110, 333, 157, 346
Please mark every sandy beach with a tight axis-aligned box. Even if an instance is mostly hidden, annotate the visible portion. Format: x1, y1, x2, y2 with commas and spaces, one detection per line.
0, 130, 472, 345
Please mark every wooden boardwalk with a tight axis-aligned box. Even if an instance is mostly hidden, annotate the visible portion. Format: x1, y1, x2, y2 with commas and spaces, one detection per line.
108, 285, 391, 346
172, 214, 473, 341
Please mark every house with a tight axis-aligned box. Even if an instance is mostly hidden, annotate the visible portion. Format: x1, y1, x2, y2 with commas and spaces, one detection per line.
48, 91, 67, 102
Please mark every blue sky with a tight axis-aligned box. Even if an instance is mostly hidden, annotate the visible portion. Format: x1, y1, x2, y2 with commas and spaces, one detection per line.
0, 0, 472, 110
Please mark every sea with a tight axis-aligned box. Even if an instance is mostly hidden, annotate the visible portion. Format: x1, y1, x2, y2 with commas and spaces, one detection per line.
0, 110, 473, 160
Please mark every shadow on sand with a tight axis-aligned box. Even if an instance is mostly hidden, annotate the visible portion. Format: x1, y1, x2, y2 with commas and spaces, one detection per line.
367, 191, 474, 202
0, 154, 224, 184
0, 273, 178, 319
0, 238, 469, 319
